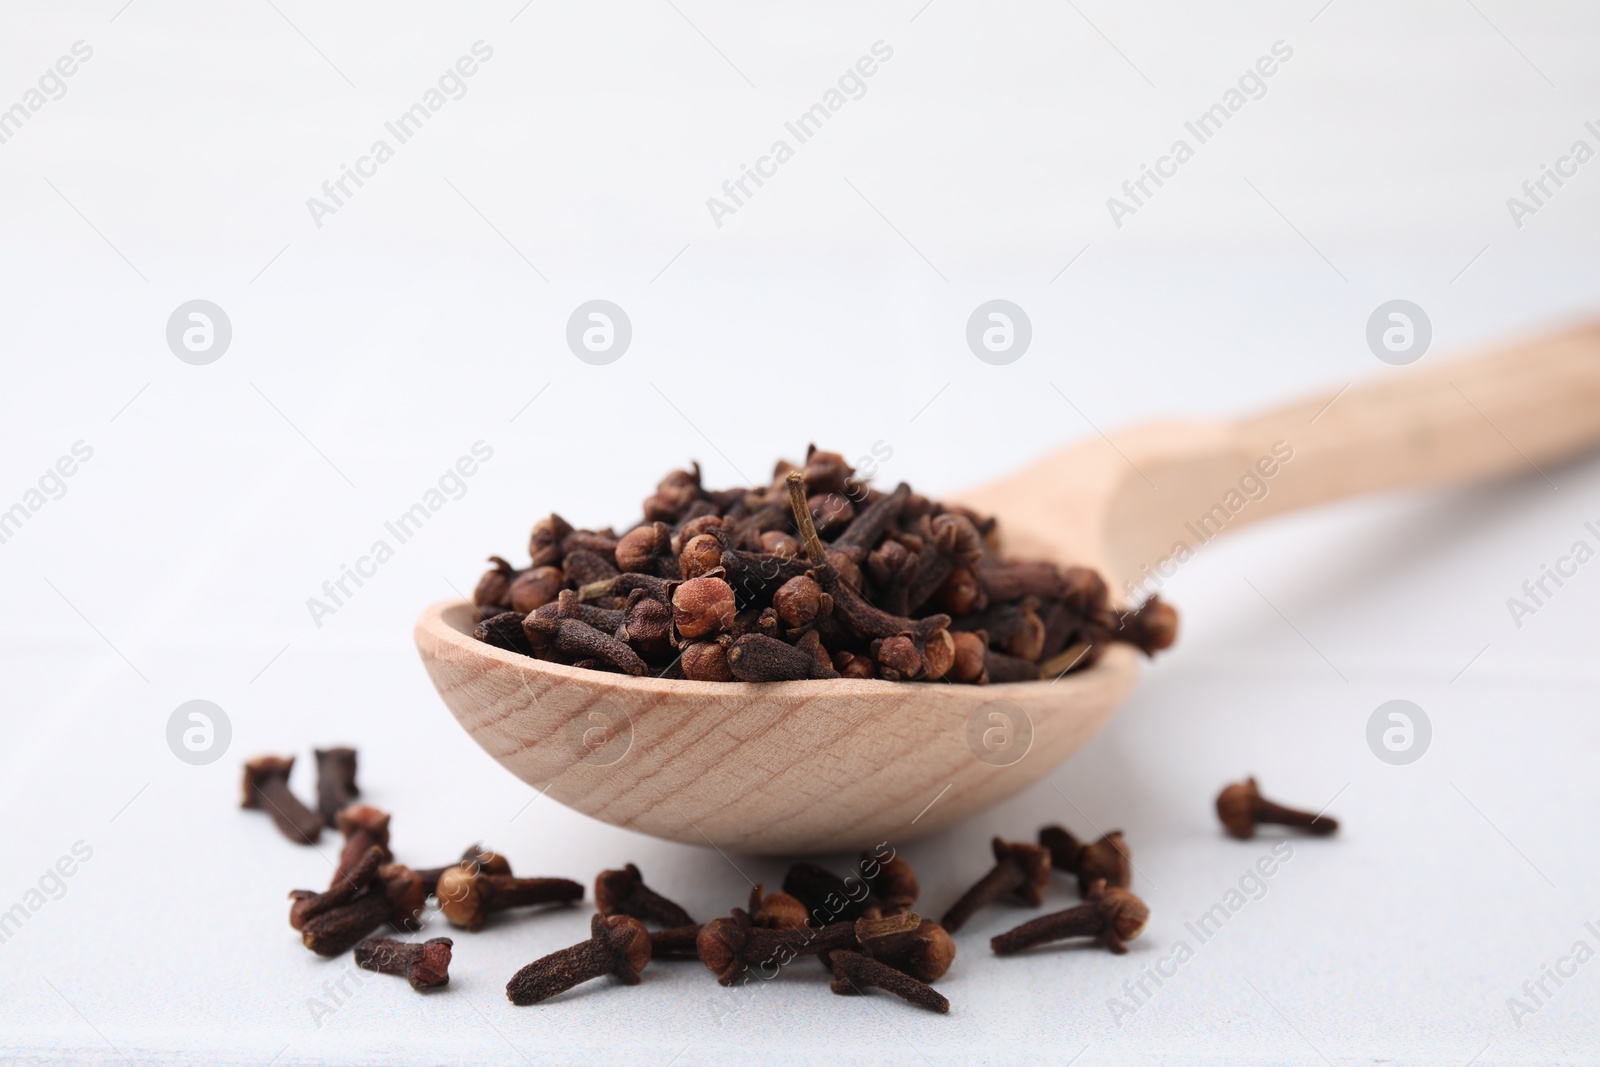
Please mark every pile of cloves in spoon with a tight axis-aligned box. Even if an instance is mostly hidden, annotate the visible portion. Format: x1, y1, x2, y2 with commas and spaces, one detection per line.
470, 447, 1179, 684
245, 747, 1339, 1013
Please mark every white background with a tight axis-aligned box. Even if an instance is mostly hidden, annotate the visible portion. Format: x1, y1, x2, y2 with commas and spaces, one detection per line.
1, 1, 1598, 1063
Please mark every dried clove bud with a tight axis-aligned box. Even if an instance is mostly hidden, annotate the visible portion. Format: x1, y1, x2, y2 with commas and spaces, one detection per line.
524, 613, 646, 676
299, 894, 392, 957
355, 935, 453, 990
833, 650, 876, 679
954, 599, 1046, 661
947, 631, 988, 684
595, 864, 694, 929
758, 530, 800, 557
1058, 566, 1108, 614
529, 514, 574, 567
936, 566, 988, 616
747, 885, 809, 930
671, 576, 737, 639
990, 879, 1149, 955
940, 837, 1051, 932
580, 572, 672, 604
509, 565, 564, 613
826, 949, 949, 1013
783, 862, 874, 924
643, 465, 702, 523
1038, 825, 1132, 896
540, 589, 624, 631
984, 649, 1040, 683
675, 512, 724, 549
473, 556, 518, 612
242, 756, 322, 845
727, 633, 839, 681
859, 917, 955, 983
313, 747, 359, 829
802, 447, 853, 495
832, 482, 910, 564
678, 532, 726, 580
378, 864, 427, 932
680, 639, 735, 682
615, 522, 675, 576
866, 540, 919, 615
474, 611, 533, 657
416, 843, 511, 897
506, 914, 652, 1005
299, 862, 428, 957
289, 844, 386, 931
772, 575, 830, 628
808, 492, 856, 537
334, 805, 392, 887
978, 563, 1063, 603
872, 634, 925, 681
727, 605, 780, 641
436, 867, 584, 931
562, 548, 619, 587
1215, 777, 1338, 840
920, 629, 956, 681
899, 513, 983, 612
616, 589, 674, 661
863, 852, 920, 916
696, 909, 859, 985
1119, 596, 1179, 654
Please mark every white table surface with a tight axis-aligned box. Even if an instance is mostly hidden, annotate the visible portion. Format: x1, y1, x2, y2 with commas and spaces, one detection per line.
2, 1, 1599, 1063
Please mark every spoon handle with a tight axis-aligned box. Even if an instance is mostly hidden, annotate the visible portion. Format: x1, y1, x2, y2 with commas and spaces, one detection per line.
1097, 319, 1600, 587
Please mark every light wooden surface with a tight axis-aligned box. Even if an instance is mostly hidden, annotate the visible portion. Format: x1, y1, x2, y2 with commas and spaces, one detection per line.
415, 320, 1600, 855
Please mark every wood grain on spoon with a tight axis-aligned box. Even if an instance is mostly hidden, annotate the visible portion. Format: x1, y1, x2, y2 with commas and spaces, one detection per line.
416, 320, 1600, 854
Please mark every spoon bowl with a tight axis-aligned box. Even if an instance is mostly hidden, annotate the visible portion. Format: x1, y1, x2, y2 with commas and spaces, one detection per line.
416, 599, 1138, 853
416, 322, 1600, 853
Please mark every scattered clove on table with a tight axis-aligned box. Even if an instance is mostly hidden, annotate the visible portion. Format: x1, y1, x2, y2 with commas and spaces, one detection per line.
1215, 777, 1339, 840
940, 838, 1052, 932
313, 746, 360, 828
1038, 825, 1132, 895
990, 880, 1150, 956
242, 756, 322, 845
246, 739, 1356, 1023
435, 866, 584, 932
506, 914, 652, 1006
355, 936, 453, 991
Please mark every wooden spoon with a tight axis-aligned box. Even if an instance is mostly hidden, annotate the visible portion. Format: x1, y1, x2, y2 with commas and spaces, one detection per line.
416, 321, 1600, 854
